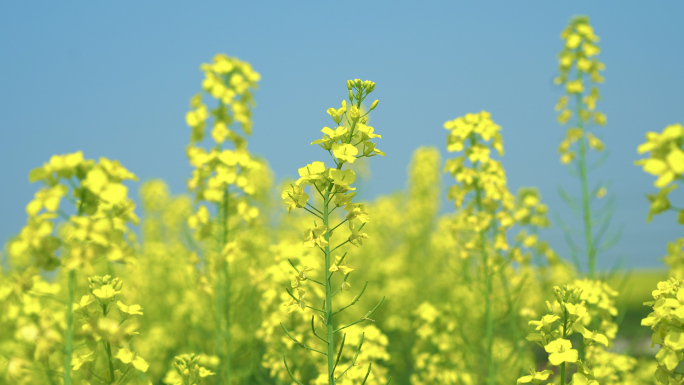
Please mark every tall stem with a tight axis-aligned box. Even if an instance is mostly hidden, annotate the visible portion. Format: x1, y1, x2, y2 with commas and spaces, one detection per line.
64, 186, 85, 385
471, 136, 495, 385
63, 269, 75, 385
575, 89, 595, 278
216, 188, 231, 384
560, 307, 569, 385
323, 188, 335, 384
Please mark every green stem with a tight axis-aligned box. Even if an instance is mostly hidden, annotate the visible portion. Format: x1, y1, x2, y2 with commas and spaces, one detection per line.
105, 341, 115, 383
64, 186, 85, 385
560, 307, 569, 385
323, 186, 335, 384
216, 188, 231, 384
471, 136, 495, 385
63, 269, 75, 385
574, 78, 596, 278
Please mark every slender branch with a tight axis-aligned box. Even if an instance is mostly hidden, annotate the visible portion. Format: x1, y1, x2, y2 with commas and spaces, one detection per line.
329, 219, 348, 235
283, 356, 304, 385
331, 240, 350, 253
311, 316, 328, 344
280, 323, 327, 356
334, 296, 384, 332
360, 363, 373, 385
331, 333, 346, 376
332, 281, 368, 316
302, 206, 324, 220
307, 202, 324, 215
335, 333, 365, 381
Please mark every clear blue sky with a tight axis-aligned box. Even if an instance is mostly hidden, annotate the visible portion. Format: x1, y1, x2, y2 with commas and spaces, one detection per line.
1, 2, 682, 271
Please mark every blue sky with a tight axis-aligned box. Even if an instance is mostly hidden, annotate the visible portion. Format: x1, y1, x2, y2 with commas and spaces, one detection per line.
1, 1, 682, 271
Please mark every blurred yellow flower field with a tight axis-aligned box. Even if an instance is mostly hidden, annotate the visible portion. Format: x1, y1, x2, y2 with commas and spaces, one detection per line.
1, 15, 683, 385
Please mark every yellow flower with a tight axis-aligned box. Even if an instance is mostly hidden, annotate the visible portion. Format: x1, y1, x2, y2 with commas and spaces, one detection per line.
544, 338, 578, 365
517, 369, 552, 384
296, 161, 326, 186
302, 225, 328, 248
329, 255, 354, 274
117, 301, 144, 316
115, 348, 149, 372
291, 266, 314, 289
332, 143, 359, 164
286, 289, 306, 313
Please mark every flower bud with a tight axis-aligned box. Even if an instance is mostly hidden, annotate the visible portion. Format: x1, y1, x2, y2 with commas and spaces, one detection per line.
347, 80, 353, 90
362, 80, 370, 89
545, 300, 553, 313
369, 82, 375, 92
349, 90, 354, 102
370, 100, 379, 110
354, 79, 362, 88
349, 106, 361, 122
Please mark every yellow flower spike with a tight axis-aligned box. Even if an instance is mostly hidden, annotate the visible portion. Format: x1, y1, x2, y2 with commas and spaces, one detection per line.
544, 338, 578, 365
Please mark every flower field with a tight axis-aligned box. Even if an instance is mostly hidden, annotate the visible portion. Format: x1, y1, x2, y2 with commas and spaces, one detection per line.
2, 14, 684, 385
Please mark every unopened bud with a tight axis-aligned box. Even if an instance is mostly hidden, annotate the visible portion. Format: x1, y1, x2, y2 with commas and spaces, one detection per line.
349, 90, 354, 102
347, 80, 353, 90
370, 100, 379, 110
354, 79, 362, 88
369, 82, 375, 92
362, 80, 370, 89
553, 289, 563, 304
545, 300, 553, 313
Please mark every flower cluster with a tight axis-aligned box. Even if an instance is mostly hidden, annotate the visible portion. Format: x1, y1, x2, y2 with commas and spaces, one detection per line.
71, 275, 148, 383
444, 111, 514, 254
555, 16, 606, 165
635, 122, 684, 222
521, 284, 609, 385
185, 54, 263, 235
642, 278, 684, 384
10, 151, 138, 271
163, 354, 215, 385
280, 79, 388, 385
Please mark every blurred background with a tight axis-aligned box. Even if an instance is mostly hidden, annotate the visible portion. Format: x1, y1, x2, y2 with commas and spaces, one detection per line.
1, 1, 683, 270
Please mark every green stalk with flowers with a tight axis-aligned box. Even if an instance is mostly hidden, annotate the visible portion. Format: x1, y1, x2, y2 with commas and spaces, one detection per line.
443, 111, 518, 384
281, 79, 389, 385
184, 54, 262, 384
554, 16, 619, 278
9, 152, 138, 385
